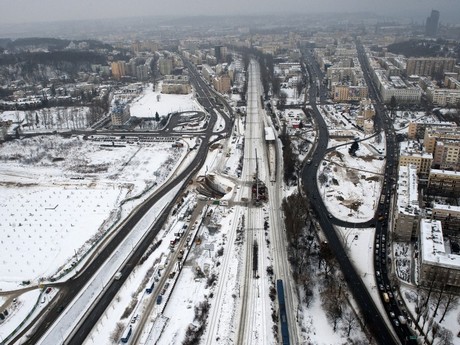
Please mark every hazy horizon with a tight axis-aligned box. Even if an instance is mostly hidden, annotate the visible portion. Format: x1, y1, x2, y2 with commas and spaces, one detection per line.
3, 0, 460, 26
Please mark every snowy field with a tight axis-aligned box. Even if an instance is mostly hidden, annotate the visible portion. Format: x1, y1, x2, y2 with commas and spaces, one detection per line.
317, 106, 385, 222
130, 83, 202, 117
0, 135, 186, 289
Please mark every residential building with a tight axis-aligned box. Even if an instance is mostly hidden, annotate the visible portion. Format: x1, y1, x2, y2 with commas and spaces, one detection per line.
162, 75, 191, 94
332, 85, 368, 102
111, 61, 127, 80
373, 70, 422, 104
406, 57, 455, 78
433, 139, 460, 170
214, 45, 227, 64
393, 164, 421, 241
159, 58, 173, 76
201, 64, 215, 83
424, 127, 460, 154
111, 104, 130, 126
427, 87, 460, 107
136, 65, 150, 81
431, 204, 460, 237
213, 74, 232, 94
407, 121, 456, 140
399, 141, 433, 179
419, 219, 460, 292
428, 169, 460, 198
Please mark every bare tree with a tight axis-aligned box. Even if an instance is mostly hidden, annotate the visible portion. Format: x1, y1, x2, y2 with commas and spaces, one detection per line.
109, 321, 125, 343
439, 292, 459, 323
342, 310, 358, 337
433, 282, 447, 318
435, 326, 453, 345
321, 282, 344, 332
423, 273, 438, 310
416, 288, 428, 323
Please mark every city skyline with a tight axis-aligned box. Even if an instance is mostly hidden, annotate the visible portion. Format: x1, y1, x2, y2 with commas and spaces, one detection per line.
2, 0, 459, 25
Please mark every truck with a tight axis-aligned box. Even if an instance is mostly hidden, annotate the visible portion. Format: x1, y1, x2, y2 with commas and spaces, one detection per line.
114, 272, 122, 280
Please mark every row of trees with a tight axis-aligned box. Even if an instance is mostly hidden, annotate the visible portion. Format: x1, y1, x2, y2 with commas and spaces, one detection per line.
412, 273, 459, 344
282, 192, 367, 342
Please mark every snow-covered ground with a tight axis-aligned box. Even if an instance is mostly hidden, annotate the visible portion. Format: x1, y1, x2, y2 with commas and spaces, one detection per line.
0, 107, 91, 132
130, 83, 201, 117
317, 105, 385, 222
0, 136, 186, 290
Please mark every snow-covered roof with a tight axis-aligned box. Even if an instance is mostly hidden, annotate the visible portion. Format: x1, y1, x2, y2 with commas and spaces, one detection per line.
399, 141, 432, 159
432, 203, 460, 215
430, 169, 460, 177
264, 127, 276, 141
396, 164, 421, 216
420, 218, 460, 270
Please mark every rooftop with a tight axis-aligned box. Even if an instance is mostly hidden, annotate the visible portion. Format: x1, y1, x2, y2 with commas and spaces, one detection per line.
421, 218, 460, 270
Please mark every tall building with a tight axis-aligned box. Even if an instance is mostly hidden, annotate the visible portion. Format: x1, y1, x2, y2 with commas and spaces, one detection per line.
406, 57, 455, 78
159, 58, 173, 76
425, 10, 440, 36
213, 74, 232, 94
214, 45, 227, 64
111, 61, 127, 80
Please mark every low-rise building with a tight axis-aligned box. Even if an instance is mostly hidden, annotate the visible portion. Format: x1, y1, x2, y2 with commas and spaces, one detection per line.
162, 75, 191, 94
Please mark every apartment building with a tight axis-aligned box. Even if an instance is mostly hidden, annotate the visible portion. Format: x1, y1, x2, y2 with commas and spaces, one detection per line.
433, 139, 460, 170
393, 164, 421, 241
162, 75, 191, 94
332, 85, 368, 102
424, 127, 460, 154
213, 74, 232, 94
430, 204, 460, 236
419, 219, 460, 292
399, 141, 433, 178
407, 121, 456, 140
373, 70, 422, 104
427, 87, 460, 107
159, 58, 173, 76
428, 169, 460, 198
111, 61, 127, 80
406, 57, 455, 78
111, 104, 130, 126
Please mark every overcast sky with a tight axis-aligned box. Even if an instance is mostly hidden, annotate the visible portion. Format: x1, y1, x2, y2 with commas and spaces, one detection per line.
2, 0, 459, 24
